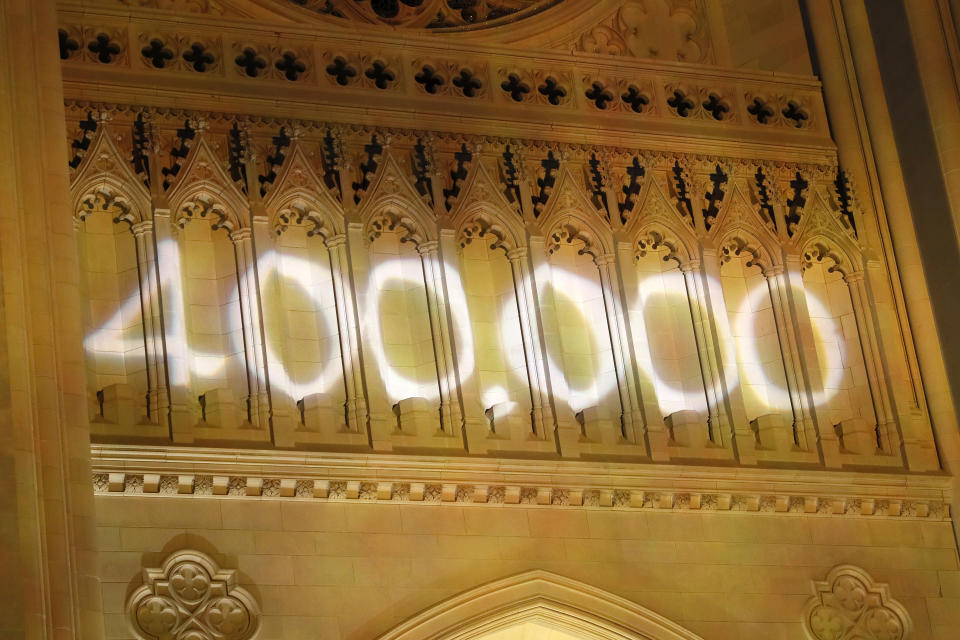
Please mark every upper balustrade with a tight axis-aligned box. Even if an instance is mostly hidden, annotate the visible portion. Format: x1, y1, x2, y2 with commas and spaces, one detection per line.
57, 0, 833, 163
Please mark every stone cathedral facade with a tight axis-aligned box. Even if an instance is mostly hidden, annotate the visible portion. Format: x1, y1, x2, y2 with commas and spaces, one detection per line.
3, 0, 960, 639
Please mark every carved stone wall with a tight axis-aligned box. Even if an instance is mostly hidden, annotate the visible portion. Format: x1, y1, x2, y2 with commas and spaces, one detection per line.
95, 494, 960, 639
64, 104, 939, 474
44, 1, 960, 640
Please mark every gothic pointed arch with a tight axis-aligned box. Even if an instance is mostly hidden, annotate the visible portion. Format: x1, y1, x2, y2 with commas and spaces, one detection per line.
789, 189, 862, 272
631, 219, 697, 268
71, 128, 150, 225
629, 171, 696, 237
264, 142, 345, 238
166, 134, 248, 231
357, 151, 435, 246
628, 175, 699, 265
537, 166, 613, 259
710, 185, 779, 272
708, 181, 780, 264
800, 234, 860, 278
450, 160, 525, 255
376, 570, 705, 640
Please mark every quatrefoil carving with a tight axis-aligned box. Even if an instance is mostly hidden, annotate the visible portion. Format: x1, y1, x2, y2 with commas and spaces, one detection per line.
803, 565, 910, 640
127, 550, 260, 640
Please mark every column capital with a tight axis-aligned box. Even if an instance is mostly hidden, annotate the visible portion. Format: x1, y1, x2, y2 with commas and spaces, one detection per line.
843, 270, 865, 285
594, 253, 616, 267
230, 227, 253, 244
131, 219, 154, 238
763, 264, 785, 278
324, 233, 348, 250
417, 239, 439, 255
680, 259, 701, 273
506, 246, 529, 262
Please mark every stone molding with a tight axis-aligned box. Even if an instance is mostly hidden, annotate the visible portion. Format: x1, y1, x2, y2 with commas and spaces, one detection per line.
804, 565, 911, 640
376, 569, 706, 640
126, 549, 260, 640
92, 445, 951, 520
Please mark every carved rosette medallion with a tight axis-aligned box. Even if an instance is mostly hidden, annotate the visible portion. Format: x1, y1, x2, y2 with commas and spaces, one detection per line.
804, 565, 910, 640
127, 550, 260, 640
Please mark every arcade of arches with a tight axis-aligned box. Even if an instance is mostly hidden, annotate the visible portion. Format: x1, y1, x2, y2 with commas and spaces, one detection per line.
3, 0, 960, 639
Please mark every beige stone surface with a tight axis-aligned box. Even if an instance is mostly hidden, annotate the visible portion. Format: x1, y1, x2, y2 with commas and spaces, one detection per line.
0, 1, 957, 639
96, 495, 960, 639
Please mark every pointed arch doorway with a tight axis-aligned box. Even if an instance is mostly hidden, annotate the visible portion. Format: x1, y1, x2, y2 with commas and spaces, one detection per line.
376, 571, 706, 640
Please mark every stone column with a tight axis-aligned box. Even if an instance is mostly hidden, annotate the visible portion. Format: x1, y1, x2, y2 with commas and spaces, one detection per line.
0, 0, 103, 637
326, 233, 369, 435
528, 237, 580, 452
437, 229, 490, 452
131, 220, 169, 426
843, 271, 898, 454
901, 0, 960, 246
616, 241, 669, 460
685, 253, 750, 461
680, 260, 723, 442
251, 224, 296, 447
345, 221, 394, 450
781, 254, 831, 463
153, 210, 195, 442
231, 228, 270, 432
507, 246, 556, 442
594, 252, 644, 443
763, 264, 815, 448
835, 0, 945, 473
805, 0, 949, 483
418, 240, 461, 436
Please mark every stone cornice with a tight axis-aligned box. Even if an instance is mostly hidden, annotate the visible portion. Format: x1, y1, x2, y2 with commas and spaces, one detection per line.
91, 445, 952, 519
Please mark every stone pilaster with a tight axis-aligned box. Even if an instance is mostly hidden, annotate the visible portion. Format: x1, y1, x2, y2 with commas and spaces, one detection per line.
417, 239, 461, 437
131, 220, 169, 427
231, 227, 270, 432
763, 264, 815, 449
325, 233, 369, 436
0, 0, 103, 637
594, 252, 644, 445
506, 247, 557, 446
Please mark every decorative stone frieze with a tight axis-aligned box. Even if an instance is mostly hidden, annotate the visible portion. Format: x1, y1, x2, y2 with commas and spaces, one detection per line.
804, 565, 911, 640
91, 445, 951, 521
127, 550, 260, 640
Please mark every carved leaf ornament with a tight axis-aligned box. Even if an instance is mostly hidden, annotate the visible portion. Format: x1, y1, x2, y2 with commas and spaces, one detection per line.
127, 550, 260, 640
577, 0, 706, 63
804, 565, 910, 640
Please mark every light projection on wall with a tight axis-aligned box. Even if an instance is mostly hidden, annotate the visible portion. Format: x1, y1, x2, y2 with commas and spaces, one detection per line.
80, 218, 852, 452
363, 256, 475, 403
258, 248, 344, 401
633, 268, 717, 416
532, 262, 618, 414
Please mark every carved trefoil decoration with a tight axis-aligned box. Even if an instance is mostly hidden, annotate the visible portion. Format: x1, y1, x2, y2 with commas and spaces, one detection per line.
804, 565, 910, 640
127, 550, 260, 640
